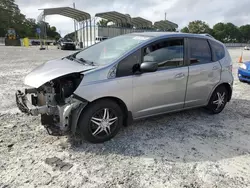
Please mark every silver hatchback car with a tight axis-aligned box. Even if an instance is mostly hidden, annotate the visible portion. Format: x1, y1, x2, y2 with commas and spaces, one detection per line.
16, 32, 234, 143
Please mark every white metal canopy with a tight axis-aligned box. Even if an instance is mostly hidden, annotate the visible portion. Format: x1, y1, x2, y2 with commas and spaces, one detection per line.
131, 17, 152, 28
95, 11, 132, 25
154, 20, 178, 31
39, 7, 90, 22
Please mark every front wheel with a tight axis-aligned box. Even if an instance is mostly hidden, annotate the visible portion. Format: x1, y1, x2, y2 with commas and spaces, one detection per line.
206, 85, 228, 114
77, 99, 123, 143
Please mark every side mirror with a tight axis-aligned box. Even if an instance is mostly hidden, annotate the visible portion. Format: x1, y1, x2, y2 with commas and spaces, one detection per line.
140, 61, 158, 73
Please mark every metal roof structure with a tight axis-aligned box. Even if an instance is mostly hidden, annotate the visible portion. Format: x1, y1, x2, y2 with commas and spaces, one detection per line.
39, 7, 90, 22
95, 11, 132, 25
131, 17, 152, 28
154, 20, 178, 30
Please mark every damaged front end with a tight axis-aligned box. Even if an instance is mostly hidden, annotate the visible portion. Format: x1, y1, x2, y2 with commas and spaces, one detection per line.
16, 73, 87, 136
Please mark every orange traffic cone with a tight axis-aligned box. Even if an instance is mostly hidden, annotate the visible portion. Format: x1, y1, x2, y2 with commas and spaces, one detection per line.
238, 51, 243, 63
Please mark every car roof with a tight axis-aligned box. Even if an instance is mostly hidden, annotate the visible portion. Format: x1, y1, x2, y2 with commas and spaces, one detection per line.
128, 32, 215, 40
126, 32, 223, 46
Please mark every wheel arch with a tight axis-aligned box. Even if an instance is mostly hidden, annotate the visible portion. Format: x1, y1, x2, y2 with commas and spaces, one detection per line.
78, 96, 132, 128
209, 82, 232, 103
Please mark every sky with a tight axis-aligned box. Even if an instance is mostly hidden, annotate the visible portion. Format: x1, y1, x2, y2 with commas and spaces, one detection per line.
16, 0, 250, 37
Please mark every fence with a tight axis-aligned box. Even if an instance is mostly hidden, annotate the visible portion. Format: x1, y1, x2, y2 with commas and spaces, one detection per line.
224, 43, 248, 47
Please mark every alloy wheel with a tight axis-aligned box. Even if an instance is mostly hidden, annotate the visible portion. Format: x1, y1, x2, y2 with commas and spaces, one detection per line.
212, 91, 226, 111
90, 108, 118, 138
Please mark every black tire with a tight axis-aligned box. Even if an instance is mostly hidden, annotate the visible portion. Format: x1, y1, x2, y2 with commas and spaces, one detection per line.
77, 99, 123, 143
206, 85, 228, 114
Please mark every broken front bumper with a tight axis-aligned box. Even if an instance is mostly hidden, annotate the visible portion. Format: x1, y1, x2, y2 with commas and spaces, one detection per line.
16, 90, 49, 115
15, 90, 85, 136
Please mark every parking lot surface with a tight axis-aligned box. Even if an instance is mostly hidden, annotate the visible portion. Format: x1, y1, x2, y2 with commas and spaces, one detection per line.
0, 46, 250, 188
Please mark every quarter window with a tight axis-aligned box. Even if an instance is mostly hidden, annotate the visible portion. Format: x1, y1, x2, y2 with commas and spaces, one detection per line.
189, 39, 212, 64
142, 39, 184, 70
209, 40, 225, 61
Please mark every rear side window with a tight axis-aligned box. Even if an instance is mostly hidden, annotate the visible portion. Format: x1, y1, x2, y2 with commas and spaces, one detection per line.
189, 38, 212, 64
209, 40, 225, 61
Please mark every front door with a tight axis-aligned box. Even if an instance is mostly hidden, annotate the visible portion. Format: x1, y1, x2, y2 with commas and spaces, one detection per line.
132, 38, 188, 119
184, 38, 221, 108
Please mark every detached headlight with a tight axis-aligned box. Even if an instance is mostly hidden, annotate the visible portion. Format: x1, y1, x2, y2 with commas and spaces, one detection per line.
240, 64, 247, 70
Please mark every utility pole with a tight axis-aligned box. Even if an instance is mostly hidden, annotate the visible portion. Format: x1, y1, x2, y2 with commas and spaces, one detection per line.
73, 2, 77, 43
165, 12, 167, 21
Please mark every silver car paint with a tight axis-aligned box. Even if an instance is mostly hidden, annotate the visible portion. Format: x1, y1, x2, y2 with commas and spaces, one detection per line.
132, 67, 188, 118
184, 61, 222, 107
73, 33, 233, 119
24, 58, 96, 88
24, 32, 234, 120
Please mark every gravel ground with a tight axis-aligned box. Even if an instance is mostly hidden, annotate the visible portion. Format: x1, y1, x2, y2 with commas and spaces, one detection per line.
0, 46, 250, 188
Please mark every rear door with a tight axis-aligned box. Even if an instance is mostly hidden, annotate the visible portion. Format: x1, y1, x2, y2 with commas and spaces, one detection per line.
185, 38, 221, 108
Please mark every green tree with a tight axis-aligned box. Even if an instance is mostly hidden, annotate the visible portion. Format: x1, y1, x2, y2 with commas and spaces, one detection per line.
0, 0, 61, 39
25, 18, 38, 38
224, 23, 241, 42
213, 22, 226, 42
0, 0, 26, 37
50, 26, 56, 32
239, 24, 250, 43
97, 19, 109, 27
181, 26, 189, 33
187, 20, 212, 34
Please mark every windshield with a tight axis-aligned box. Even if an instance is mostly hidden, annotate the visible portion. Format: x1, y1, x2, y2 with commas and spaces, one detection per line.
75, 35, 152, 65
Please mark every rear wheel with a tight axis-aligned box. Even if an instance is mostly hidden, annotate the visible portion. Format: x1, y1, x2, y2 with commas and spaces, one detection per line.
77, 99, 123, 143
206, 85, 228, 114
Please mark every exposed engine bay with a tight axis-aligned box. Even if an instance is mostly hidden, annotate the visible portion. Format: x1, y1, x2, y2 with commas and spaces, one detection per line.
16, 73, 87, 136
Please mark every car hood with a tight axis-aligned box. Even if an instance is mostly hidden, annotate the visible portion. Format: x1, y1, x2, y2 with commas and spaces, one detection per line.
24, 58, 96, 88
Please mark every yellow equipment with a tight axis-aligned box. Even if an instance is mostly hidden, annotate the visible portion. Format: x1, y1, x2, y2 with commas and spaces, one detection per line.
23, 38, 29, 47
5, 28, 21, 46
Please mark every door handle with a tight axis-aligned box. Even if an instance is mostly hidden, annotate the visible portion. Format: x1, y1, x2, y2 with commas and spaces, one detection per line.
175, 73, 185, 79
212, 66, 219, 70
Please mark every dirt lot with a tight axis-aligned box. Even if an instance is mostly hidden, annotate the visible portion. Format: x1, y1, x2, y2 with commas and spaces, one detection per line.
0, 46, 250, 188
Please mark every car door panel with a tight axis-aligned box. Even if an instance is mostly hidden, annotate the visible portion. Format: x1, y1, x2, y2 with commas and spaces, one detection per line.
185, 62, 221, 107
184, 38, 221, 108
132, 67, 188, 118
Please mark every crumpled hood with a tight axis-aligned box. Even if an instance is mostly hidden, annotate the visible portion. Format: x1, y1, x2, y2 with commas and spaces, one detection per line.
24, 58, 96, 88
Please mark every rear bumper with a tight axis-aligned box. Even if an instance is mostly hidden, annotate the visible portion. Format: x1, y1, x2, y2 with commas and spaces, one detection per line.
238, 69, 250, 82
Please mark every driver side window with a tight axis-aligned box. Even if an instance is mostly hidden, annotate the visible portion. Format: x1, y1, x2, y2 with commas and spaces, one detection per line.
116, 50, 141, 77
143, 39, 184, 70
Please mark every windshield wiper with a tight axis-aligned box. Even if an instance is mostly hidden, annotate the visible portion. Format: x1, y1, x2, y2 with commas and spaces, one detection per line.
64, 55, 96, 66
78, 58, 96, 66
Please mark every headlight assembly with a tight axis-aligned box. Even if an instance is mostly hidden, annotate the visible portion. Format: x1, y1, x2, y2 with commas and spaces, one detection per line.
240, 64, 247, 70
